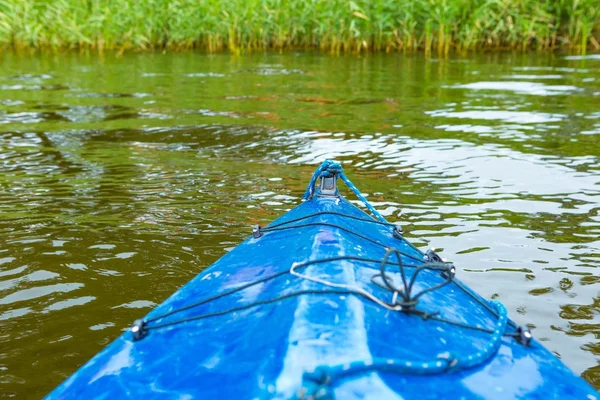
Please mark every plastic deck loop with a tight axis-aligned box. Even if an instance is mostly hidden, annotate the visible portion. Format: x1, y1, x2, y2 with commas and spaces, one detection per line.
298, 301, 508, 400
302, 160, 387, 223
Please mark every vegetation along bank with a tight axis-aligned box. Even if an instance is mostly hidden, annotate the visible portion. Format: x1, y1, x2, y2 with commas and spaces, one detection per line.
1, 0, 599, 54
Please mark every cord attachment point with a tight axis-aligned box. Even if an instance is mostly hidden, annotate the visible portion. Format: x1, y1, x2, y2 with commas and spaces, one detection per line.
252, 225, 262, 238
393, 224, 403, 239
131, 319, 148, 341
516, 325, 533, 346
441, 265, 456, 279
425, 248, 444, 263
319, 175, 338, 197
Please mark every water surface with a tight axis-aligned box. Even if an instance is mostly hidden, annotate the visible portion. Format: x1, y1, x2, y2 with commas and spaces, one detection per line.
0, 52, 599, 397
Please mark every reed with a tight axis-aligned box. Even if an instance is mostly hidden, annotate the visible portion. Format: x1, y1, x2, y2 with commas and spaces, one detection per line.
0, 0, 599, 54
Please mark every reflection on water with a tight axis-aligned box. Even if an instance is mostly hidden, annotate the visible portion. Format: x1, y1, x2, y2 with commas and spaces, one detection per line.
0, 52, 599, 396
447, 81, 582, 95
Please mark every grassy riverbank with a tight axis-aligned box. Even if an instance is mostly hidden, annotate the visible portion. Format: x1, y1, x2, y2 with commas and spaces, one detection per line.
1, 0, 599, 54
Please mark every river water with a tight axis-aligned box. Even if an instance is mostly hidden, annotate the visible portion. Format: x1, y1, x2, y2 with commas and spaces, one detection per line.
0, 52, 599, 397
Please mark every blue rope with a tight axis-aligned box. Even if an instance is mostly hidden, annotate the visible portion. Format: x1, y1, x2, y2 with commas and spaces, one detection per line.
298, 300, 508, 399
302, 160, 341, 200
302, 160, 387, 223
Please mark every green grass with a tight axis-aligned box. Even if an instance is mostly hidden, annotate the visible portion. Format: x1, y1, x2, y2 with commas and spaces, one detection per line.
1, 0, 599, 54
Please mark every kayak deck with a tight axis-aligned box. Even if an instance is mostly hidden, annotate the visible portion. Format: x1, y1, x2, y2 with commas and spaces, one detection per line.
47, 162, 597, 399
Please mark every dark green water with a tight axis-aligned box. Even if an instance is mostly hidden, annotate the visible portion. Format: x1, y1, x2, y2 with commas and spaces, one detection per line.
0, 52, 599, 397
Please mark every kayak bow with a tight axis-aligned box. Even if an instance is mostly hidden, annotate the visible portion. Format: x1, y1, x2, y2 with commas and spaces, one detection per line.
47, 161, 598, 399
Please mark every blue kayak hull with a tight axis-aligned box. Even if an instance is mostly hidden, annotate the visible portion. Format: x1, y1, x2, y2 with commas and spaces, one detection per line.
47, 193, 597, 399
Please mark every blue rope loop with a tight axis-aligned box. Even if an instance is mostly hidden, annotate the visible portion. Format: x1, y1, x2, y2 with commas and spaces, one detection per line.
302, 160, 387, 223
297, 301, 508, 399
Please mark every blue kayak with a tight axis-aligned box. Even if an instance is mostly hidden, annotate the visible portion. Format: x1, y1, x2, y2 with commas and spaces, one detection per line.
47, 161, 597, 399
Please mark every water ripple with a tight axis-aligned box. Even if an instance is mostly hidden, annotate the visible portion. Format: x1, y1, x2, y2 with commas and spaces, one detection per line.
0, 52, 598, 397
446, 81, 582, 96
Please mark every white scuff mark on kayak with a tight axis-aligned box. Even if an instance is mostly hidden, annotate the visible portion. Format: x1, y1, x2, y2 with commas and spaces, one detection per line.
201, 349, 223, 369
88, 341, 133, 384
201, 271, 222, 281
274, 229, 402, 399
462, 346, 542, 397
148, 381, 193, 399
323, 299, 339, 309
239, 282, 264, 303
335, 375, 406, 400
